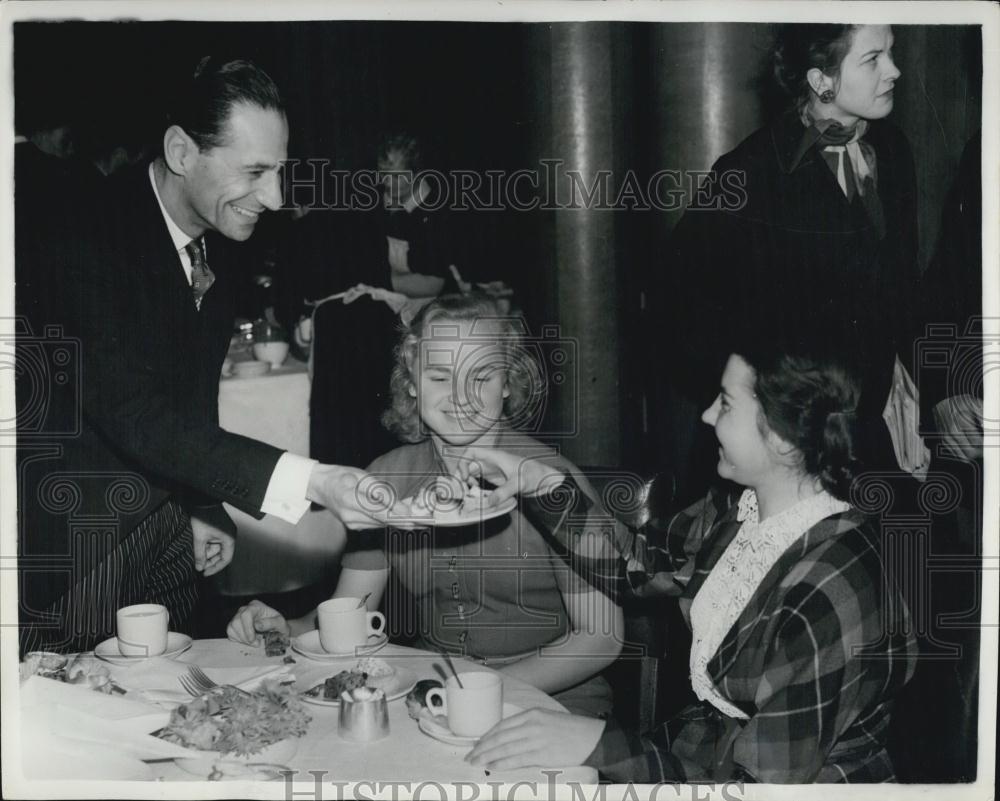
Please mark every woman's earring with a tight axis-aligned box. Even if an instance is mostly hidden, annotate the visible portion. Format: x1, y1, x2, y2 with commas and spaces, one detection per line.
819, 89, 836, 104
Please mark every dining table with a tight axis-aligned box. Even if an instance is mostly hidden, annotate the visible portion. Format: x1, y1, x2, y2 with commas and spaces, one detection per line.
16, 638, 600, 793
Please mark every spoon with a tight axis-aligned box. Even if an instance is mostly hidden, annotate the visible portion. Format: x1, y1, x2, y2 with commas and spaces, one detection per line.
440, 650, 465, 689
356, 592, 372, 609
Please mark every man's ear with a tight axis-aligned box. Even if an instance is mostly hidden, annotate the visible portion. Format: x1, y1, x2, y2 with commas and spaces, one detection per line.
407, 383, 417, 398
162, 125, 198, 176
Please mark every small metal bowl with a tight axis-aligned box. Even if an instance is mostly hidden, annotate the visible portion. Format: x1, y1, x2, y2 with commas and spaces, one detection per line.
338, 693, 390, 742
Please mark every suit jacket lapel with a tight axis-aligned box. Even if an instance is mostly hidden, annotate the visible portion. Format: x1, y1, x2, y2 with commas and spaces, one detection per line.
127, 166, 203, 315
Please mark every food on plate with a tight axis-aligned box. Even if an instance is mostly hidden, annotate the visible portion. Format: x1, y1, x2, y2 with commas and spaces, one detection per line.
405, 679, 444, 720
343, 686, 386, 702
21, 652, 118, 693
264, 630, 290, 657
406, 479, 463, 516
305, 669, 368, 700
156, 679, 310, 756
458, 484, 492, 512
21, 651, 69, 680
402, 480, 495, 518
355, 657, 395, 689
304, 659, 397, 700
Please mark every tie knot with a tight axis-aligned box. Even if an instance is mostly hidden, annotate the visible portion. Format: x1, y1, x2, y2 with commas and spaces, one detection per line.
185, 238, 205, 268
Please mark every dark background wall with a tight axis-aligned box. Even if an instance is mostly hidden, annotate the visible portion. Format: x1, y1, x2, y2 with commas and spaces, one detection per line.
13, 19, 983, 470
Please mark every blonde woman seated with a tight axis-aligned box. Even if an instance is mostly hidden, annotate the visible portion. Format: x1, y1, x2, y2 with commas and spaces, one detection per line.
228, 294, 623, 716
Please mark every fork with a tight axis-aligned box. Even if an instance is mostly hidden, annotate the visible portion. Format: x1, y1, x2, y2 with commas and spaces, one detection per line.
179, 666, 251, 697
178, 672, 207, 696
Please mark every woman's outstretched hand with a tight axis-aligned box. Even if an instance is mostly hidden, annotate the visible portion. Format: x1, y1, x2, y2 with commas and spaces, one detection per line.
464, 708, 606, 771
452, 447, 566, 505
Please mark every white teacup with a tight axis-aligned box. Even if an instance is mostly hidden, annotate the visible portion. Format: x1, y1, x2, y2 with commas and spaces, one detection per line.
317, 597, 386, 654
116, 603, 169, 657
425, 671, 502, 737
252, 341, 289, 368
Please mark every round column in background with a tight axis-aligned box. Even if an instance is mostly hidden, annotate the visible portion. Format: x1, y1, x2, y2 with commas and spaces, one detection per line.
524, 22, 632, 468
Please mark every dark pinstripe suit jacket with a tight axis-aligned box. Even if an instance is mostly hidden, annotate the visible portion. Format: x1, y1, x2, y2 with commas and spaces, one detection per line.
17, 164, 284, 604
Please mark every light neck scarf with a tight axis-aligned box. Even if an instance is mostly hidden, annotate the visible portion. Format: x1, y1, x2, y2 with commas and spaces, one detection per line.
800, 110, 885, 238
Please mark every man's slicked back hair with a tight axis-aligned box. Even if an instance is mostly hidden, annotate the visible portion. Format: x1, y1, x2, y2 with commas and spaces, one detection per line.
167, 57, 284, 151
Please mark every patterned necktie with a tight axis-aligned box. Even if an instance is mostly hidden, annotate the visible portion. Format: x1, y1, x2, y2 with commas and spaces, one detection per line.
184, 238, 215, 309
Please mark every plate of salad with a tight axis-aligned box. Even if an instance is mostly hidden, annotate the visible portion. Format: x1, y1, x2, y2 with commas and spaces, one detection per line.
154, 679, 310, 776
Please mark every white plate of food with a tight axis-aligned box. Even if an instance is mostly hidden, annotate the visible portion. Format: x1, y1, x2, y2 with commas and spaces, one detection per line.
391, 494, 517, 528
155, 684, 309, 777
20, 651, 126, 694
380, 480, 516, 528
298, 659, 417, 707
94, 632, 193, 664
418, 703, 523, 746
290, 630, 388, 660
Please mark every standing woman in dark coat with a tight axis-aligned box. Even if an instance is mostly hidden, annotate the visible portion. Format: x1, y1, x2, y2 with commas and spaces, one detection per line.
665, 24, 920, 479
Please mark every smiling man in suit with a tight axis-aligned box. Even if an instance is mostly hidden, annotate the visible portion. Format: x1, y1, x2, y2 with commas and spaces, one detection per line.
17, 58, 404, 654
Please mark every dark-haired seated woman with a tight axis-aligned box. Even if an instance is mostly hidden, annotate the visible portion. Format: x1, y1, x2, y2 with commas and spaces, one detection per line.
461, 347, 918, 783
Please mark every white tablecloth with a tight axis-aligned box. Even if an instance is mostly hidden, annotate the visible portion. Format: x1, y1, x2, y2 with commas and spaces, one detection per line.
216, 359, 346, 596
218, 357, 311, 457
16, 639, 599, 789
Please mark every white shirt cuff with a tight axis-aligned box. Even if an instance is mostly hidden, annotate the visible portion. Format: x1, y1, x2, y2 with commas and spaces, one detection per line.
261, 453, 318, 524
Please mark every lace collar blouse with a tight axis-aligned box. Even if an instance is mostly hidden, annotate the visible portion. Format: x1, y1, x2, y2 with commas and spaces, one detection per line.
689, 488, 851, 719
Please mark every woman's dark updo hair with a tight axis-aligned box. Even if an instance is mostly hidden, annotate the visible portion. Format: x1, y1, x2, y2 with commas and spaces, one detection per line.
772, 24, 858, 113
738, 346, 864, 502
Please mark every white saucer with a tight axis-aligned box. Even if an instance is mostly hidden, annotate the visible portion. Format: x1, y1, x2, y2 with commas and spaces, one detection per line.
391, 497, 517, 528
290, 630, 388, 661
418, 703, 523, 746
94, 632, 193, 664
299, 666, 417, 707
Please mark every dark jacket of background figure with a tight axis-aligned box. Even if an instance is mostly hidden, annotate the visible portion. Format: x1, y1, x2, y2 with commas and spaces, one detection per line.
17, 165, 284, 609
307, 196, 460, 469
275, 207, 383, 328
381, 200, 459, 288
662, 111, 919, 469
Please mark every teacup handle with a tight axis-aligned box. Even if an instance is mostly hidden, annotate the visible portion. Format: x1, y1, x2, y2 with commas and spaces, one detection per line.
366, 611, 386, 636
425, 687, 447, 716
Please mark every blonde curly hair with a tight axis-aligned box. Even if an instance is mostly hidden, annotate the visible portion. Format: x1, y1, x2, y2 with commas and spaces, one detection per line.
382, 293, 547, 443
